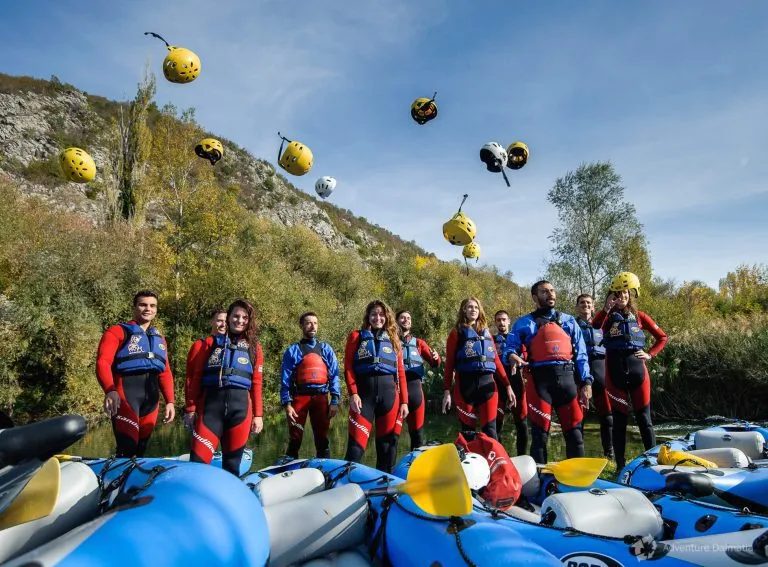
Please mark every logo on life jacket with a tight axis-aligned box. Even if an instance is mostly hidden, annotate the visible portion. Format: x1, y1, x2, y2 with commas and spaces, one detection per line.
237, 357, 249, 365
208, 347, 223, 365
357, 341, 370, 358
128, 335, 144, 354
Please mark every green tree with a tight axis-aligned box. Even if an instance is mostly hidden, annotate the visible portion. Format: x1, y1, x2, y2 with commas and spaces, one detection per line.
545, 161, 648, 299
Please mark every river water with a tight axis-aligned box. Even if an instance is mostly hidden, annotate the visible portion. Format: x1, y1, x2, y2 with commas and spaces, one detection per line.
67, 409, 711, 476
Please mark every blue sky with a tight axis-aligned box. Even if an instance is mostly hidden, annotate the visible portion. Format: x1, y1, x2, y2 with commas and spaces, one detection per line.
3, 1, 767, 290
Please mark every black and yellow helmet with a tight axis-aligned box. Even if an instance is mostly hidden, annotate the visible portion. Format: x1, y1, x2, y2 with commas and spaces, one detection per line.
145, 32, 201, 84
195, 138, 224, 165
442, 194, 477, 246
277, 132, 313, 176
462, 242, 481, 260
59, 147, 96, 183
609, 271, 641, 298
411, 92, 438, 125
506, 141, 529, 170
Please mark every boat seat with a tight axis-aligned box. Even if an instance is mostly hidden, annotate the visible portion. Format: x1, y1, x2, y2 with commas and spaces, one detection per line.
694, 430, 765, 461
0, 461, 100, 563
540, 487, 664, 539
510, 455, 540, 499
687, 447, 750, 468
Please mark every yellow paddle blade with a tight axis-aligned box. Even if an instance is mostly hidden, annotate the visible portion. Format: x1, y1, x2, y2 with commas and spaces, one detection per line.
399, 443, 472, 517
0, 457, 61, 529
541, 457, 608, 487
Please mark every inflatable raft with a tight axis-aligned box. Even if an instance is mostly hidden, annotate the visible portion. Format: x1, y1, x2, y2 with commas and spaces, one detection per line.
244, 458, 563, 567
619, 422, 768, 513
392, 446, 768, 566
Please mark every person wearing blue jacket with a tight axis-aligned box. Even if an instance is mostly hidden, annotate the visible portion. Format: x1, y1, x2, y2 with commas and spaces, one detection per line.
280, 312, 341, 458
505, 280, 593, 464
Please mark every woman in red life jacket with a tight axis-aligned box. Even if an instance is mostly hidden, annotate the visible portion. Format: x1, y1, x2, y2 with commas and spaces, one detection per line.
95, 290, 176, 458
574, 294, 613, 459
442, 297, 515, 441
183, 308, 227, 430
395, 309, 441, 450
186, 299, 264, 475
344, 300, 409, 472
592, 272, 667, 471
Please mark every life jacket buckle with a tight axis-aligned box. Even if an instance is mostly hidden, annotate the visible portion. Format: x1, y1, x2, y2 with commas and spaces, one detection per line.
372, 356, 381, 364
147, 353, 155, 359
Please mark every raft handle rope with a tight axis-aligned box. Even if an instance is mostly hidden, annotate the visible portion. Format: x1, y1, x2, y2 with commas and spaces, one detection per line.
95, 457, 177, 514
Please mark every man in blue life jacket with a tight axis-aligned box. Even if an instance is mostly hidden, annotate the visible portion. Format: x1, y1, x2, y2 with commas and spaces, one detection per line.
280, 312, 341, 458
505, 281, 593, 464
493, 310, 529, 456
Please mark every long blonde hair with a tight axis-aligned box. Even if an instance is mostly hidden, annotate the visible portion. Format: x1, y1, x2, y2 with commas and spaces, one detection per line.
455, 296, 489, 333
361, 299, 402, 356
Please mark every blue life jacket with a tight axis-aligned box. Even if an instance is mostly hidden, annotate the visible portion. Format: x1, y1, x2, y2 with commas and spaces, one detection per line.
114, 323, 167, 375
454, 327, 497, 374
493, 332, 511, 373
353, 330, 399, 377
602, 311, 646, 351
577, 318, 606, 358
401, 335, 425, 380
202, 334, 254, 389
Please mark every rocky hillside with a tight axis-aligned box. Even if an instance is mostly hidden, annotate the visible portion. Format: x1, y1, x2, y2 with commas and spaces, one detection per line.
0, 72, 427, 261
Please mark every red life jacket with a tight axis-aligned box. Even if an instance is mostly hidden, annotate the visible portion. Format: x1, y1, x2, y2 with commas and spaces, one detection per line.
528, 312, 573, 364
455, 431, 522, 510
295, 342, 329, 386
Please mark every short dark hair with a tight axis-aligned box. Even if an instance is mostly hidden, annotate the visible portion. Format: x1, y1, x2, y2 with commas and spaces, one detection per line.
531, 280, 551, 295
209, 307, 227, 319
299, 311, 318, 325
395, 310, 411, 319
576, 294, 593, 304
494, 310, 510, 319
133, 290, 158, 307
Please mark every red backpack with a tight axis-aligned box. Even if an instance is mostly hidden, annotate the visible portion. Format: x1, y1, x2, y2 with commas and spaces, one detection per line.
455, 431, 522, 510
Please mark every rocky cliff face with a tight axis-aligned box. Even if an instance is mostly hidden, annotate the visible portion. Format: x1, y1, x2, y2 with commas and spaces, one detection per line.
0, 74, 421, 258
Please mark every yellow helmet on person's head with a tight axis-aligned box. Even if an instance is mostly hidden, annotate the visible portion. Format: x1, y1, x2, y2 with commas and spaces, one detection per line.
506, 141, 529, 170
462, 242, 481, 259
145, 32, 200, 84
411, 92, 438, 125
195, 138, 224, 165
442, 194, 476, 246
277, 139, 313, 176
610, 271, 641, 297
59, 147, 96, 183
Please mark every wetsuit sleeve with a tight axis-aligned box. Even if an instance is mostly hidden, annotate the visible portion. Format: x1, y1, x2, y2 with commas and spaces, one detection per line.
158, 336, 175, 404
280, 345, 298, 406
251, 343, 264, 417
324, 343, 341, 404
95, 325, 125, 395
638, 311, 668, 357
186, 337, 212, 413
493, 348, 510, 387
504, 318, 527, 357
344, 331, 360, 397
568, 319, 593, 385
417, 338, 441, 367
592, 309, 608, 329
396, 350, 408, 406
184, 339, 204, 411
443, 328, 458, 391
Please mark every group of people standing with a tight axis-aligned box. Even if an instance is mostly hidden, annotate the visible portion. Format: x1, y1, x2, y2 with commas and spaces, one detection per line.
95, 271, 666, 477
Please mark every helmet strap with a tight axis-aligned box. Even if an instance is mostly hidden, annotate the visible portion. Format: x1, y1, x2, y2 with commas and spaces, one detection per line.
457, 193, 469, 213
277, 132, 291, 162
144, 32, 171, 49
501, 167, 511, 188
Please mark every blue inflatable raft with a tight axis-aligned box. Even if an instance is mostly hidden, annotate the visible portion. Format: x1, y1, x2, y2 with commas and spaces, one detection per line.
391, 446, 768, 566
619, 422, 768, 513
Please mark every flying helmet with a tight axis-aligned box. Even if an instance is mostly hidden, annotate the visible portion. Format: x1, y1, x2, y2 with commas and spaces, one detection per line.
442, 194, 477, 246
277, 132, 313, 176
462, 242, 481, 275
145, 32, 200, 84
506, 141, 529, 170
411, 92, 438, 125
610, 271, 641, 298
195, 138, 224, 165
461, 452, 491, 491
479, 142, 511, 187
59, 147, 96, 183
315, 176, 336, 199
